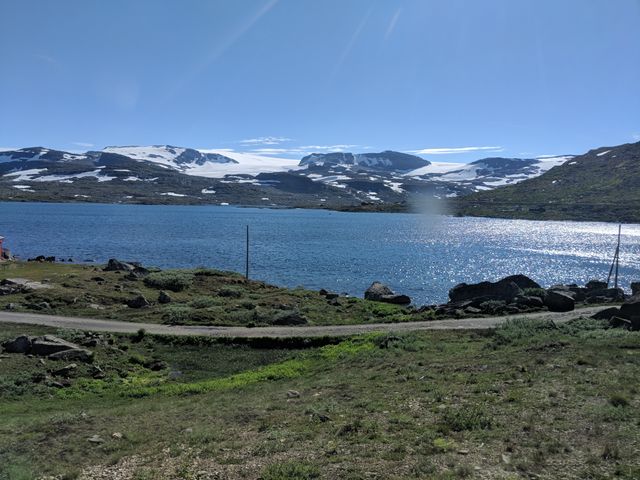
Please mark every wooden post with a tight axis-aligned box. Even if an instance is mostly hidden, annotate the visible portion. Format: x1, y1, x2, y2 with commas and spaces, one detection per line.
245, 225, 249, 280
614, 224, 621, 289
607, 224, 621, 288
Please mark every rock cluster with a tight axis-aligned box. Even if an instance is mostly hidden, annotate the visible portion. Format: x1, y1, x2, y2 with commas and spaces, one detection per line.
0, 279, 31, 296
421, 275, 632, 318
2, 334, 93, 362
104, 258, 150, 279
594, 295, 640, 330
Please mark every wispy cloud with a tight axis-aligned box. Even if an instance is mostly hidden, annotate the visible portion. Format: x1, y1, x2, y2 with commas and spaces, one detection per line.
408, 146, 504, 155
33, 54, 59, 67
299, 144, 359, 152
239, 136, 292, 145
384, 9, 402, 41
633, 132, 640, 141
247, 144, 361, 157
72, 142, 94, 148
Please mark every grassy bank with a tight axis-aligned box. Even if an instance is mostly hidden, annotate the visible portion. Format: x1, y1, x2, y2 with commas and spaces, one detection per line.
0, 262, 425, 327
1, 317, 639, 479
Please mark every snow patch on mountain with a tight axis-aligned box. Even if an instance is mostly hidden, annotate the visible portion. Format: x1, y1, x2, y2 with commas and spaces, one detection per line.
193, 150, 301, 177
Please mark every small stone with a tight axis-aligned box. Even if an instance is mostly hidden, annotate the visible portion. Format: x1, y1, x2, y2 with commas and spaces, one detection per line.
501, 453, 511, 464
112, 432, 123, 439
457, 449, 470, 455
287, 390, 300, 398
87, 435, 105, 444
158, 291, 172, 304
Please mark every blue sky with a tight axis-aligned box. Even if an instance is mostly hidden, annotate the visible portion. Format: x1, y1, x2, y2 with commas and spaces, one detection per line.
1, 0, 639, 162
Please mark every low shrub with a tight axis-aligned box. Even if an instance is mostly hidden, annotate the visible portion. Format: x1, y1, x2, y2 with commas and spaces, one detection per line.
163, 305, 193, 324
143, 272, 193, 292
522, 287, 547, 298
261, 461, 320, 480
440, 406, 493, 432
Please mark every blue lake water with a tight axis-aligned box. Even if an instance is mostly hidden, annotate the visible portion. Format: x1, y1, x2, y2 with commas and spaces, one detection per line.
1, 202, 639, 305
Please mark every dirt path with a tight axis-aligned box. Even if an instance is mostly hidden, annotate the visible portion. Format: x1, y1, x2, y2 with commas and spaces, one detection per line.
0, 306, 608, 338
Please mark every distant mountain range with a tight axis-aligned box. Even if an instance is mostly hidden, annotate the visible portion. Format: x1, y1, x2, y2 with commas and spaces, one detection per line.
2, 142, 636, 221
454, 141, 640, 222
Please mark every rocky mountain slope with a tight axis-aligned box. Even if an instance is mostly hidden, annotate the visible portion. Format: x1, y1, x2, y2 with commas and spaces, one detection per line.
299, 150, 429, 171
4, 143, 626, 218
453, 142, 640, 222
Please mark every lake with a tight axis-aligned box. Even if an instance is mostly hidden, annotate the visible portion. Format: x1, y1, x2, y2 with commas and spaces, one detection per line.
1, 202, 639, 305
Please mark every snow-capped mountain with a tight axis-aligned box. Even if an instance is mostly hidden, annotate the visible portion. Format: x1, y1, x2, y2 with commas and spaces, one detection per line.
300, 150, 429, 171
0, 143, 578, 210
411, 156, 573, 192
102, 145, 237, 170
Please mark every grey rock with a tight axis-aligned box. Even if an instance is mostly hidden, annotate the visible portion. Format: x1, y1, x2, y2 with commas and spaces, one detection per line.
2, 335, 32, 354
31, 336, 82, 356
365, 281, 411, 305
544, 290, 575, 312
619, 297, 640, 322
158, 291, 172, 304
104, 258, 136, 272
585, 280, 608, 291
52, 363, 78, 377
609, 316, 632, 329
591, 307, 621, 320
515, 296, 544, 308
632, 282, 640, 297
449, 277, 526, 303
127, 295, 150, 309
48, 349, 93, 362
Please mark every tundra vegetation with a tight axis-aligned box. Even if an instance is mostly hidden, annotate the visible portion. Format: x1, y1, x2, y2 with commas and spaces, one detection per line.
1, 262, 639, 479
1, 316, 639, 479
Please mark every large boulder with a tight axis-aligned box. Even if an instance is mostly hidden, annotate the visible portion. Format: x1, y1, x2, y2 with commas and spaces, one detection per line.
619, 297, 640, 325
586, 280, 608, 291
365, 282, 411, 305
586, 288, 625, 303
104, 259, 136, 272
515, 296, 544, 308
591, 307, 621, 320
544, 290, 575, 312
503, 275, 542, 290
127, 295, 150, 309
158, 291, 172, 304
31, 335, 83, 356
2, 335, 32, 353
448, 275, 536, 303
48, 349, 93, 362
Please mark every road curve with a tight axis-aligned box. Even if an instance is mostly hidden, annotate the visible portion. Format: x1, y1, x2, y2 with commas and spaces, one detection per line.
0, 306, 608, 339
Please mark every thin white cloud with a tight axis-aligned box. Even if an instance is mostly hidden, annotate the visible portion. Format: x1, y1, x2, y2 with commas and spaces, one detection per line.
240, 136, 292, 145
72, 142, 95, 148
408, 146, 504, 155
244, 144, 362, 157
384, 9, 402, 41
33, 54, 59, 66
299, 144, 359, 152
633, 133, 640, 141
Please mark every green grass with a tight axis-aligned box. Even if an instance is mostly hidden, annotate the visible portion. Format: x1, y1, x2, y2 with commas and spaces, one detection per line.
0, 261, 428, 327
1, 318, 640, 479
